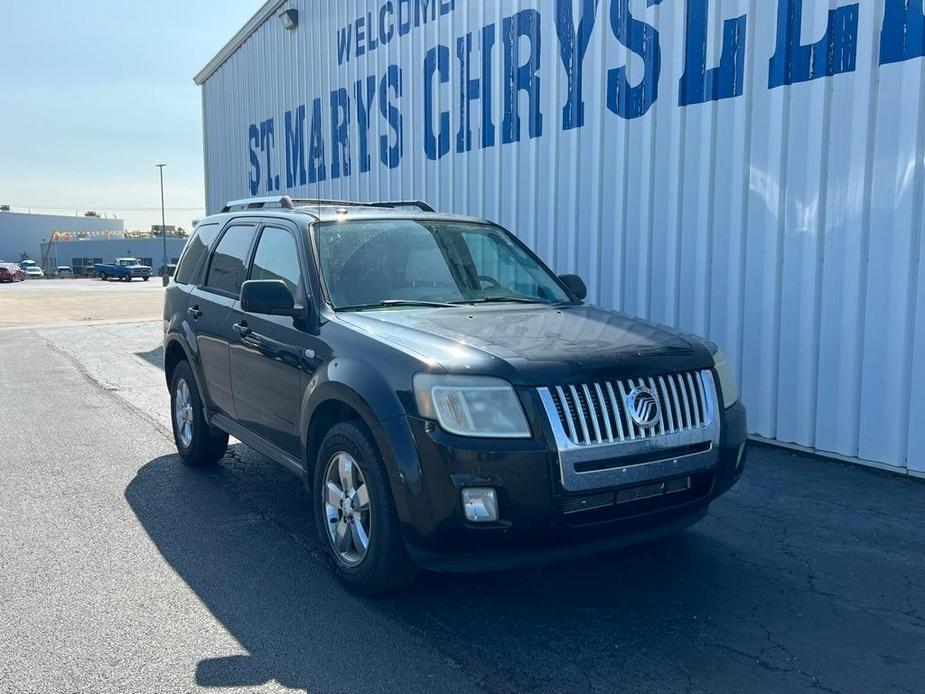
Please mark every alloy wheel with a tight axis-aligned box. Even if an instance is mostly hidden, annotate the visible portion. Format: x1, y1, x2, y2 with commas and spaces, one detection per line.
174, 378, 194, 448
322, 452, 372, 567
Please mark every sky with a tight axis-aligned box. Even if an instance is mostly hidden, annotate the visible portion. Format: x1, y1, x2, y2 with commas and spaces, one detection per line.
0, 0, 260, 231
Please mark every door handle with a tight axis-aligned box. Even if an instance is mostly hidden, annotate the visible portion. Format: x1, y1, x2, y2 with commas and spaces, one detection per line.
188, 305, 202, 319
232, 321, 251, 338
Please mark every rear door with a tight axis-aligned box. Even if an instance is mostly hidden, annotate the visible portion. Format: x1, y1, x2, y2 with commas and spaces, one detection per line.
188, 222, 258, 417
229, 221, 319, 455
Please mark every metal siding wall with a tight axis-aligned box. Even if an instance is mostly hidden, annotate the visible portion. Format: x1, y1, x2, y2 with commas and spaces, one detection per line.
0, 213, 125, 265
200, 0, 925, 472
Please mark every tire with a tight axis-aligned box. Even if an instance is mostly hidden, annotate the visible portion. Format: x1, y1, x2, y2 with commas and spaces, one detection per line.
142, 276, 149, 282
313, 421, 418, 594
170, 360, 228, 467
100, 273, 107, 281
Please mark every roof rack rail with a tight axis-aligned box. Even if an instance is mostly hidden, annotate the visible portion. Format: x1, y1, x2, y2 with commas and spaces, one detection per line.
222, 197, 436, 214
363, 200, 436, 213
222, 196, 296, 212
288, 199, 437, 213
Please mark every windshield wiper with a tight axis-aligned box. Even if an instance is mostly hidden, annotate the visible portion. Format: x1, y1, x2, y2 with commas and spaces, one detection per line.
454, 296, 551, 305
338, 299, 459, 311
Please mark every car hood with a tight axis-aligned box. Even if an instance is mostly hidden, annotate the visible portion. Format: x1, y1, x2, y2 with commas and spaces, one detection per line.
337, 304, 713, 385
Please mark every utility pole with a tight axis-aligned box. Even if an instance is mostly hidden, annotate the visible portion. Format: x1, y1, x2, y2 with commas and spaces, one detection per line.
157, 164, 168, 286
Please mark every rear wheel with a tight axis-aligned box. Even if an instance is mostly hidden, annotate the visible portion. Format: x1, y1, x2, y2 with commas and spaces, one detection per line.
100, 273, 107, 281
313, 421, 417, 594
170, 361, 228, 467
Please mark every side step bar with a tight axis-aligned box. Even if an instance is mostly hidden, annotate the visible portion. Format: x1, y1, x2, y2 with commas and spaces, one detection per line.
210, 413, 305, 477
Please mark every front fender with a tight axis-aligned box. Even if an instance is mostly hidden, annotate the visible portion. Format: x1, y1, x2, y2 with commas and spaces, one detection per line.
300, 358, 424, 525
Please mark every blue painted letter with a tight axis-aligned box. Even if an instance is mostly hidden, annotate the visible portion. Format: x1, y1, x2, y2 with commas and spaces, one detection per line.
248, 124, 261, 195
503, 9, 543, 144
330, 88, 351, 180
679, 0, 746, 106
380, 65, 404, 169
355, 76, 377, 174
284, 106, 307, 187
259, 119, 277, 192
769, 0, 858, 88
556, 0, 600, 131
607, 0, 661, 120
456, 25, 496, 153
880, 0, 925, 65
424, 45, 451, 160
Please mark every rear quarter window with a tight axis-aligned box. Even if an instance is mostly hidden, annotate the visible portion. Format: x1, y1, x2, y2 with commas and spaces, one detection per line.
174, 223, 220, 285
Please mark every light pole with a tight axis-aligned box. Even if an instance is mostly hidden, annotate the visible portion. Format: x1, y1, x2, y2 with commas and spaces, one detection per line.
156, 163, 168, 286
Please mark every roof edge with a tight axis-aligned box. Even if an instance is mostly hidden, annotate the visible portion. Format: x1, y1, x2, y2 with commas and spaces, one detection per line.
194, 0, 288, 86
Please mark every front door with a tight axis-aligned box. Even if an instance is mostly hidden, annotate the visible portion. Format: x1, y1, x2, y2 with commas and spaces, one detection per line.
192, 222, 258, 417
229, 223, 319, 456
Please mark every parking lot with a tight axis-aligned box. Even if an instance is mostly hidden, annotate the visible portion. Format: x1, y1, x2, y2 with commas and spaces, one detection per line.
0, 300, 923, 692
0, 278, 165, 329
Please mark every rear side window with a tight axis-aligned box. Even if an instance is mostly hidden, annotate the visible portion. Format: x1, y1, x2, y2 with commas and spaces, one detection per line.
205, 225, 257, 296
175, 223, 220, 285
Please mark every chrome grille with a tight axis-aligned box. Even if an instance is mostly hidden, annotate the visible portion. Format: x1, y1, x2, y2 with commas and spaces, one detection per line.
545, 370, 716, 447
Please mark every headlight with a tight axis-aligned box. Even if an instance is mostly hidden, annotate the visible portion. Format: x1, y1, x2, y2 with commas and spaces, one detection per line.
713, 350, 739, 407
413, 374, 531, 438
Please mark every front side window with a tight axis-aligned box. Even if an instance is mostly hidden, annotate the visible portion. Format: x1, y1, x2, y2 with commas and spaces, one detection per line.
315, 220, 570, 309
250, 226, 302, 294
204, 225, 256, 296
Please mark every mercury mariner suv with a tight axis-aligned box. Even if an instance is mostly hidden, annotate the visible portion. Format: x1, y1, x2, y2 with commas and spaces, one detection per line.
163, 196, 748, 594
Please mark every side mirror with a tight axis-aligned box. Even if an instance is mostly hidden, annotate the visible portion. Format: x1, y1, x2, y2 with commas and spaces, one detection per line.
559, 274, 587, 302
240, 280, 299, 316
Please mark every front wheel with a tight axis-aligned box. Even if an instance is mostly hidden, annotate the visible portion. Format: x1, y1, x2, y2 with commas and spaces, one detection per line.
170, 361, 228, 467
142, 276, 149, 282
313, 422, 417, 594
100, 273, 107, 281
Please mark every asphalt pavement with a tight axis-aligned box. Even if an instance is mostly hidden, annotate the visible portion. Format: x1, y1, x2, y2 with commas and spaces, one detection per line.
0, 321, 923, 693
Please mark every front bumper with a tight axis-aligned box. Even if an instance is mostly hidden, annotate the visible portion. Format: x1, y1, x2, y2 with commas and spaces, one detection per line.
393, 401, 748, 572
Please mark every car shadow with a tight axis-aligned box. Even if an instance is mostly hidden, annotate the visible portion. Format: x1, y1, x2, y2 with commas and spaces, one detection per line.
125, 447, 784, 692
134, 345, 164, 370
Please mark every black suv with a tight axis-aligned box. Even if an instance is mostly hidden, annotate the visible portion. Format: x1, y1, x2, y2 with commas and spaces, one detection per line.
163, 197, 747, 593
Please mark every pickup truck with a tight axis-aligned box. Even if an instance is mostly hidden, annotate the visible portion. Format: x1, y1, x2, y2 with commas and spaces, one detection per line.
95, 258, 152, 282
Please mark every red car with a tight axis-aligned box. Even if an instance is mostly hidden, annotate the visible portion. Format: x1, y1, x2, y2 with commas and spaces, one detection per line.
0, 263, 22, 282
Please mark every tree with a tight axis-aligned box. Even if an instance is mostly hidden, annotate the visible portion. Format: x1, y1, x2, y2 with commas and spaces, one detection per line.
84, 211, 100, 217
0, 205, 10, 211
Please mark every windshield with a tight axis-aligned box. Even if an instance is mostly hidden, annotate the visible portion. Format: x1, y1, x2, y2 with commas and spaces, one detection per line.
315, 220, 572, 310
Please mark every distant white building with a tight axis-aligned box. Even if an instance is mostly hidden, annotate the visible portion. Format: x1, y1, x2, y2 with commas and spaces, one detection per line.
0, 211, 124, 265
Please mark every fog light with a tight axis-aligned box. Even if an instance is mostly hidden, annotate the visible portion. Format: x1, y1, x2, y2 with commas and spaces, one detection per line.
462, 488, 498, 523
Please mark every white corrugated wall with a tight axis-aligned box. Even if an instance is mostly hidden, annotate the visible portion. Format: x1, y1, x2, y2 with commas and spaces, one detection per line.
198, 0, 925, 474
